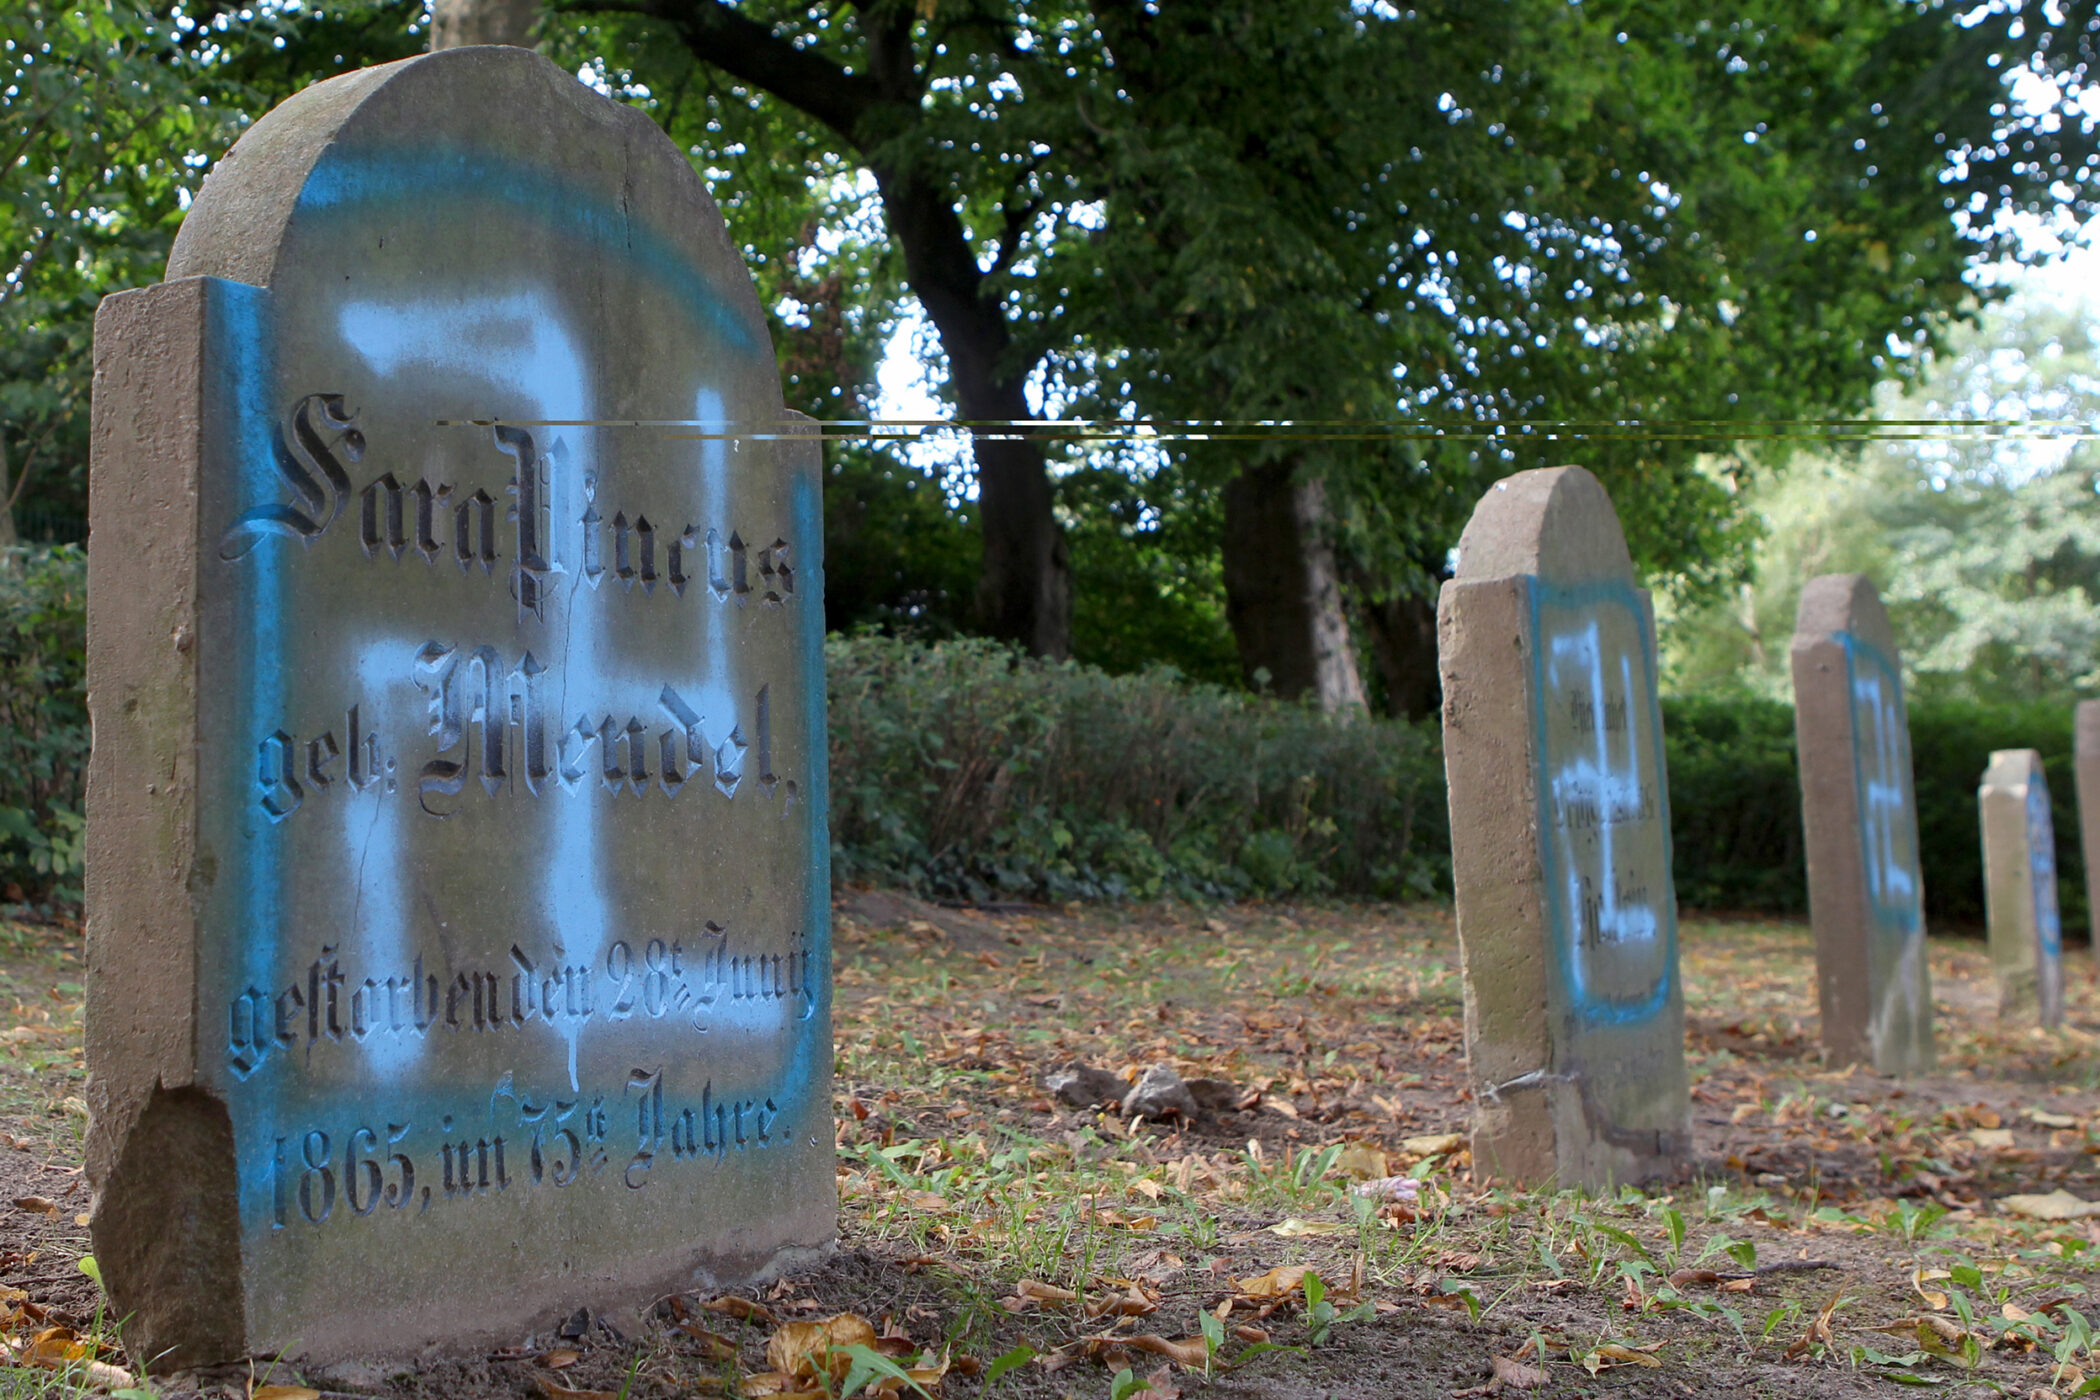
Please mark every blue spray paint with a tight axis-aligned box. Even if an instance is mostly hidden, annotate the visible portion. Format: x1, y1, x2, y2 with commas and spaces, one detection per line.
1837, 631, 1922, 937
1527, 576, 1677, 1028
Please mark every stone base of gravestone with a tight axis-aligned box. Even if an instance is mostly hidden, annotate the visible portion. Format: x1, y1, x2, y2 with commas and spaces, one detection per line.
1437, 466, 1689, 1190
86, 47, 833, 1367
1979, 748, 2065, 1027
1790, 574, 1933, 1074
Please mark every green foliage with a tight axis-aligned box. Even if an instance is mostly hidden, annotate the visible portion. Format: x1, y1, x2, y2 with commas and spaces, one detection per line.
0, 0, 423, 546
0, 548, 86, 909
1662, 695, 1806, 915
1060, 463, 1238, 686
1664, 276, 2100, 706
552, 0, 2100, 687
0, 0, 239, 541
825, 634, 1443, 902
821, 449, 979, 639
1649, 690, 2088, 930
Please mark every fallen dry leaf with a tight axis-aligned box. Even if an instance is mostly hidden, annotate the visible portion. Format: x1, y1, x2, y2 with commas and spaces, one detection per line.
249, 1386, 319, 1400
2001, 1191, 2100, 1221
1333, 1141, 1389, 1180
1913, 1268, 1951, 1311
1972, 1128, 2017, 1151
1581, 1343, 1663, 1375
10, 1197, 55, 1216
1235, 1265, 1310, 1300
736, 1374, 824, 1400
1784, 1287, 1845, 1361
538, 1349, 582, 1370
1267, 1218, 1350, 1238
1098, 1334, 1209, 1371
534, 1378, 618, 1400
1002, 1279, 1079, 1312
767, 1312, 879, 1387
1400, 1132, 1465, 1157
701, 1295, 778, 1325
2028, 1109, 2081, 1129
1141, 1364, 1183, 1400
674, 1322, 740, 1361
1086, 1283, 1160, 1319
1491, 1354, 1551, 1389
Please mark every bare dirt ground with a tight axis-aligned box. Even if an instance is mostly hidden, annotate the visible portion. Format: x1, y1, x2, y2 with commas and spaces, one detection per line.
4, 899, 2100, 1398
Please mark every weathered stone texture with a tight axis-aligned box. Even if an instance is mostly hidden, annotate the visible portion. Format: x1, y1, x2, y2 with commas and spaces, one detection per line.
1789, 574, 1932, 1074
87, 46, 832, 1366
1980, 748, 2065, 1027
1437, 466, 1689, 1191
2075, 701, 2100, 944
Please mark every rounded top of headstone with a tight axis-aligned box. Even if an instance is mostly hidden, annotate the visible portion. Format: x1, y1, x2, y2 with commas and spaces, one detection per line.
1450, 466, 1634, 585
1792, 573, 1898, 655
1982, 748, 2047, 791
165, 46, 773, 408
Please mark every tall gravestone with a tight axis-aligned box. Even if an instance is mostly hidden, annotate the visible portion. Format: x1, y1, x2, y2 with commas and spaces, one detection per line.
85, 48, 832, 1366
1437, 466, 1689, 1190
1789, 575, 1933, 1073
2076, 701, 2100, 944
1979, 749, 2065, 1026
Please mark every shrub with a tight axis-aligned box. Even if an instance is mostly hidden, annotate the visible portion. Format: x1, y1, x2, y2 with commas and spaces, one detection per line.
1653, 691, 2086, 932
0, 546, 86, 909
1661, 695, 1807, 916
825, 633, 1445, 902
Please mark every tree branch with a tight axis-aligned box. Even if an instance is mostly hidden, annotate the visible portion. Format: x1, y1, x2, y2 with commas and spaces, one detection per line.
561, 0, 886, 148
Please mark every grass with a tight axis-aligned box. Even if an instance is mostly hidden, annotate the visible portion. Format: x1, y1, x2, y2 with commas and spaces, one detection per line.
7, 901, 2100, 1394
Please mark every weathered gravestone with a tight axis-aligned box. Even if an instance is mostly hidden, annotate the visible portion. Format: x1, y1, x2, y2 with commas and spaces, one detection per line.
85, 47, 832, 1366
1979, 749, 2065, 1027
2076, 702, 2100, 943
1436, 466, 1689, 1189
1789, 575, 1933, 1073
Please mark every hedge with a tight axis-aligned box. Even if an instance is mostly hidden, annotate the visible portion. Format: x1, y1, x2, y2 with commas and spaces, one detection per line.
826, 634, 1448, 902
0, 569, 2087, 932
1661, 692, 2088, 932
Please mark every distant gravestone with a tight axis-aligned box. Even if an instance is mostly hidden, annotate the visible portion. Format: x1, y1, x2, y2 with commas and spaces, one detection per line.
1789, 575, 1933, 1074
1436, 466, 1688, 1190
2076, 701, 2100, 944
1979, 749, 2065, 1026
85, 48, 832, 1366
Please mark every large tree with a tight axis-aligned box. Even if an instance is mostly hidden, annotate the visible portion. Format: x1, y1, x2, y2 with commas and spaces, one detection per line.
547, 0, 2100, 710
1054, 0, 2100, 712
0, 0, 422, 546
553, 0, 1100, 657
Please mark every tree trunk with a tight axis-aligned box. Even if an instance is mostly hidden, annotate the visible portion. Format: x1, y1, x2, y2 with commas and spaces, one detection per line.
430, 0, 537, 50
578, 0, 1073, 656
1221, 459, 1365, 713
1359, 583, 1441, 721
876, 170, 1070, 658
0, 433, 18, 554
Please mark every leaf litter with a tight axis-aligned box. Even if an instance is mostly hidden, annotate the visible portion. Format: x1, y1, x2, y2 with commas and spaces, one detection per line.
1, 905, 2100, 1395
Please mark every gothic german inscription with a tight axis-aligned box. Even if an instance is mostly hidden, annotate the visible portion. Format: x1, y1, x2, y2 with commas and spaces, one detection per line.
85, 47, 833, 1368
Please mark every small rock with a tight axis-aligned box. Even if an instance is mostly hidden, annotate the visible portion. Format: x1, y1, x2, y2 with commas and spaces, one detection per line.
1122, 1063, 1199, 1121
1044, 1062, 1128, 1108
1186, 1077, 1244, 1113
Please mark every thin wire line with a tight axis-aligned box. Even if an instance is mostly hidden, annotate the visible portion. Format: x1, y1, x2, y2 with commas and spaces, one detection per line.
428, 415, 2100, 443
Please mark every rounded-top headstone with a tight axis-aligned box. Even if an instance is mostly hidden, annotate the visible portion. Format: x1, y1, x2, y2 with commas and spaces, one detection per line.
1979, 748, 2063, 1026
86, 47, 830, 1367
1788, 573, 1931, 1074
1453, 465, 1635, 586
1436, 465, 1687, 1190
